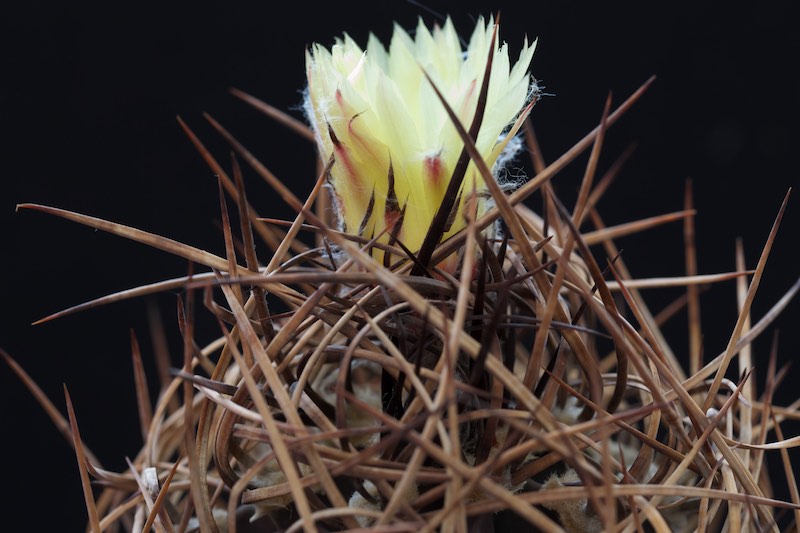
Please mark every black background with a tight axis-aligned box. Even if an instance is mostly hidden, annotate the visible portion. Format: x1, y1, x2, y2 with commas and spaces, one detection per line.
3, 1, 799, 530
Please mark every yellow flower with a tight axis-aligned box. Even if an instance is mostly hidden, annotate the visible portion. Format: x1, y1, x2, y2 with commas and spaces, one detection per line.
304, 16, 537, 270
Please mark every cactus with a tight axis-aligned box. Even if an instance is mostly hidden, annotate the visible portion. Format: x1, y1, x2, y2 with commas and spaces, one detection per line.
7, 13, 800, 533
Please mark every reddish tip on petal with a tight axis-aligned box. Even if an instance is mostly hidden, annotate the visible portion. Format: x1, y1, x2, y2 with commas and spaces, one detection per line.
328, 123, 361, 191
424, 154, 443, 185
335, 89, 346, 110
